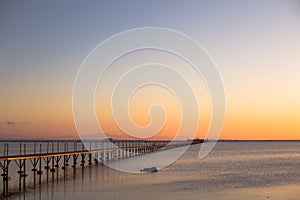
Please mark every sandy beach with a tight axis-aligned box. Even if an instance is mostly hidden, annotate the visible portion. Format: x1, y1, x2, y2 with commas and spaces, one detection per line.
74, 184, 300, 200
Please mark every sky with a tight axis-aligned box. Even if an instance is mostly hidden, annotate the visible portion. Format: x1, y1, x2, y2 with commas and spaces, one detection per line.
0, 0, 299, 140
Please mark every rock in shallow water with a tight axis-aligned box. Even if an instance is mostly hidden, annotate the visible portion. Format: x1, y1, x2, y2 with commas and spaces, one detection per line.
140, 167, 158, 173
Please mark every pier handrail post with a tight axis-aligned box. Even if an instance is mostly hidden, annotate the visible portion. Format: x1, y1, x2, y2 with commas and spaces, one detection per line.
47, 142, 49, 154
38, 143, 42, 183
3, 142, 6, 157
19, 142, 22, 156
6, 143, 9, 157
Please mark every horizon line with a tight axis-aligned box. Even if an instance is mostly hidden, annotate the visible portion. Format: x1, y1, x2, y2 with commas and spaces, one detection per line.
0, 139, 299, 142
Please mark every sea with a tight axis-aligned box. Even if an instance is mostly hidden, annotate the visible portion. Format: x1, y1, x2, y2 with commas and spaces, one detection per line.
1, 141, 299, 200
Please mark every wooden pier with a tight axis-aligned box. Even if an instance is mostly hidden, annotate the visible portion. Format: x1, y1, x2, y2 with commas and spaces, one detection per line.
0, 139, 202, 196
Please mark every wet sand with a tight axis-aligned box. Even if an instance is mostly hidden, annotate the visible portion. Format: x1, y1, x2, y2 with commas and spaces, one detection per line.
23, 181, 299, 200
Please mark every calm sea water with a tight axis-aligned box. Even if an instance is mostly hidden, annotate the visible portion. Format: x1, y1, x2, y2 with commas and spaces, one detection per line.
3, 141, 300, 200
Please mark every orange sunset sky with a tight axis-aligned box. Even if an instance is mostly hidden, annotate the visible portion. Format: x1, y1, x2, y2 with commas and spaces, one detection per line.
0, 1, 299, 140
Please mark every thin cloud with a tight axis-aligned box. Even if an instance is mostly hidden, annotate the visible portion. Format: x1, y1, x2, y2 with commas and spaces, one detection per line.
6, 121, 16, 125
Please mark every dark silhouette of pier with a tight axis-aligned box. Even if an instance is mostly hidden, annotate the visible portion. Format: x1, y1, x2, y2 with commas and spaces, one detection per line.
0, 139, 203, 196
